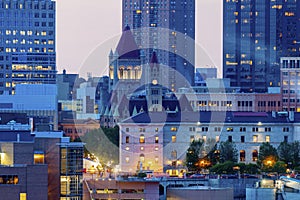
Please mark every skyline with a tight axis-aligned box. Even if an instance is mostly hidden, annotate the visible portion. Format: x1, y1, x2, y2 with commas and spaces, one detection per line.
56, 0, 222, 78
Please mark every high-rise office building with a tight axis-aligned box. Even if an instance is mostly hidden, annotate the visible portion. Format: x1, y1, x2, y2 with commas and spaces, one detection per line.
223, 0, 300, 93
122, 0, 195, 91
0, 0, 56, 95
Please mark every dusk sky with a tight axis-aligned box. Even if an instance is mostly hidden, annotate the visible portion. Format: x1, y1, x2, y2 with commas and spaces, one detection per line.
57, 0, 222, 78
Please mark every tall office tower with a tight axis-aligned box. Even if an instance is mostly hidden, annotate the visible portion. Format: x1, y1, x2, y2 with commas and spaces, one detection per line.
223, 0, 300, 93
0, 0, 56, 95
122, 0, 195, 91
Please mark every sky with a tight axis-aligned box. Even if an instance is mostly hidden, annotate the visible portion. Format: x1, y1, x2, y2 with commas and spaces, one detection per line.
56, 0, 222, 78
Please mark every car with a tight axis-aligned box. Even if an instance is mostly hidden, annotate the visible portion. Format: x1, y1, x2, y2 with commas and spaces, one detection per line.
190, 174, 206, 179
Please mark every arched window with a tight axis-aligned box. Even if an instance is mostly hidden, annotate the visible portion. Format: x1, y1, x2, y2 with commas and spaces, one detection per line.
240, 150, 246, 162
252, 150, 258, 162
118, 66, 125, 79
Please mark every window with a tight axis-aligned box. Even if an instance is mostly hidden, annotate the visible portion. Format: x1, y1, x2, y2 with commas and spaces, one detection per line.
189, 127, 195, 132
284, 136, 288, 143
202, 127, 208, 132
241, 136, 245, 143
140, 154, 145, 162
20, 193, 26, 200
140, 135, 145, 143
172, 135, 176, 143
155, 136, 159, 143
125, 157, 129, 163
253, 135, 258, 143
227, 127, 233, 132
214, 127, 221, 132
252, 150, 258, 161
266, 135, 270, 142
171, 127, 177, 132
228, 136, 232, 142
240, 127, 246, 132
155, 156, 159, 163
283, 127, 289, 132
139, 128, 145, 132
155, 128, 159, 132
126, 128, 129, 132
155, 146, 159, 151
190, 135, 195, 143
0, 175, 18, 184
140, 147, 144, 151
240, 150, 246, 162
34, 152, 44, 164
125, 136, 129, 143
265, 127, 271, 132
203, 135, 207, 142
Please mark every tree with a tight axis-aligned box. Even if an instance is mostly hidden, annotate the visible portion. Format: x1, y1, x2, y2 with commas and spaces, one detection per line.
186, 139, 204, 172
258, 142, 278, 172
272, 161, 287, 174
291, 141, 300, 169
210, 161, 235, 174
278, 142, 293, 166
218, 140, 238, 163
278, 141, 300, 169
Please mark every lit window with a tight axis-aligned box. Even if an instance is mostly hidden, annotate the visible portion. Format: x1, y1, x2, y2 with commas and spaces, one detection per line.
140, 135, 145, 143
155, 128, 159, 132
140, 147, 144, 151
253, 135, 258, 143
125, 147, 129, 151
171, 127, 177, 132
155, 147, 159, 151
190, 135, 195, 143
20, 193, 26, 200
266, 135, 270, 142
34, 152, 44, 164
125, 157, 129, 163
125, 136, 129, 143
155, 156, 159, 163
171, 135, 176, 143
215, 136, 220, 142
171, 151, 177, 159
155, 136, 159, 143
203, 135, 207, 142
140, 154, 145, 162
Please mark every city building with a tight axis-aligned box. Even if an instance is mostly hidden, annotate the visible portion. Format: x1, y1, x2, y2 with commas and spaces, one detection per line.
0, 0, 56, 95
195, 67, 218, 86
119, 111, 297, 175
84, 178, 159, 200
223, 0, 300, 93
0, 114, 84, 200
59, 118, 100, 140
280, 57, 300, 112
122, 0, 195, 91
0, 84, 58, 130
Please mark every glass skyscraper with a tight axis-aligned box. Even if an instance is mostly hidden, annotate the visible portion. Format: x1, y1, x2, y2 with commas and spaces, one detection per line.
0, 0, 56, 95
223, 0, 300, 93
122, 0, 195, 91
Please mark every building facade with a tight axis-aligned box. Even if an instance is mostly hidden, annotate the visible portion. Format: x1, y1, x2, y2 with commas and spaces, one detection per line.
119, 111, 297, 176
281, 57, 300, 112
0, 0, 56, 95
122, 0, 195, 91
223, 0, 300, 93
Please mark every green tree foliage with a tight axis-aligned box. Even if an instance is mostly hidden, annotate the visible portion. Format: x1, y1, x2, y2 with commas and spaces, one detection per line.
186, 139, 204, 171
80, 126, 120, 165
258, 142, 278, 172
219, 140, 238, 163
210, 161, 235, 174
278, 141, 300, 169
272, 161, 287, 174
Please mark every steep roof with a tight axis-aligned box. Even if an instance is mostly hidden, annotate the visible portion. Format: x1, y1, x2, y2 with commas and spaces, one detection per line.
116, 26, 140, 59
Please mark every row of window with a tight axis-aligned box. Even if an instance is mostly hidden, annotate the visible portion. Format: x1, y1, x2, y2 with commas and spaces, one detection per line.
227, 135, 288, 143
124, 127, 290, 133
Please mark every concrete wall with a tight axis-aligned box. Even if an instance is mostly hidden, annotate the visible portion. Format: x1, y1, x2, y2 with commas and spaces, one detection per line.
246, 188, 276, 200
167, 187, 234, 200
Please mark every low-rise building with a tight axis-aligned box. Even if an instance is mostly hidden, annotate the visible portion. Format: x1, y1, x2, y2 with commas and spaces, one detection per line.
119, 111, 297, 176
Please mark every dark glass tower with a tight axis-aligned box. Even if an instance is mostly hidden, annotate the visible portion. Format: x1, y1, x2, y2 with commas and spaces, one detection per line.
223, 0, 300, 93
122, 0, 195, 91
0, 0, 56, 95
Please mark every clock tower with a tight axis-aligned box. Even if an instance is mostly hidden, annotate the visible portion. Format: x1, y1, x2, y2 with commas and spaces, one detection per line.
146, 52, 163, 112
